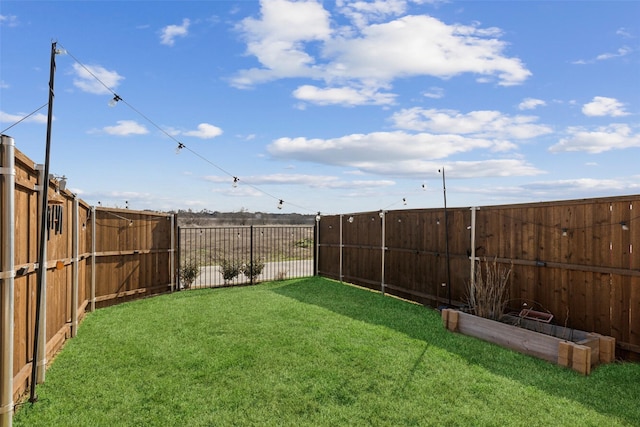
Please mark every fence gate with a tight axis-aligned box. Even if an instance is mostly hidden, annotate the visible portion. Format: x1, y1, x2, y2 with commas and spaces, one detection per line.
178, 225, 315, 288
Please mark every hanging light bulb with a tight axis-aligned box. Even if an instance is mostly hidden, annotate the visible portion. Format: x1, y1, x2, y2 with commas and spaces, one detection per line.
108, 94, 122, 107
176, 142, 185, 154
403, 198, 407, 206
233, 177, 239, 188
277, 199, 284, 210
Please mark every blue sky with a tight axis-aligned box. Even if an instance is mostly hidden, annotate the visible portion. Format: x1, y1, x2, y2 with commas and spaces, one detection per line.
1, 0, 639, 215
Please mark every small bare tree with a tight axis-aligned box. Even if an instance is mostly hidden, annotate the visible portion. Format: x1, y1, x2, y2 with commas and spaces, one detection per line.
179, 260, 200, 289
469, 257, 512, 320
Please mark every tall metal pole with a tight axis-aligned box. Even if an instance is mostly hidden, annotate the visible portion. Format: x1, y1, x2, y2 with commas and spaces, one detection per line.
440, 167, 452, 306
30, 41, 58, 404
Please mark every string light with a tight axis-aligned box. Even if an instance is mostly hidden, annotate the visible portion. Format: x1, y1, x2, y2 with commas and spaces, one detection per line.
383, 198, 408, 210
175, 142, 185, 154
233, 177, 239, 188
108, 94, 122, 107
278, 199, 284, 210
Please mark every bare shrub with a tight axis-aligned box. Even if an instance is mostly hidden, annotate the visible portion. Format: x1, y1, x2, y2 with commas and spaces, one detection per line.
219, 259, 242, 283
180, 260, 200, 289
469, 257, 512, 320
242, 259, 265, 281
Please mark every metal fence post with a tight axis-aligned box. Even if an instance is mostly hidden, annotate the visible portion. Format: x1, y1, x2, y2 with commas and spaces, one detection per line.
250, 225, 254, 285
1, 134, 16, 427
177, 225, 181, 291
314, 216, 319, 276
90, 206, 96, 311
71, 196, 79, 337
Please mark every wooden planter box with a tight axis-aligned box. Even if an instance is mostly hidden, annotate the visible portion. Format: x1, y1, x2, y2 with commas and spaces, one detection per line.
442, 309, 616, 375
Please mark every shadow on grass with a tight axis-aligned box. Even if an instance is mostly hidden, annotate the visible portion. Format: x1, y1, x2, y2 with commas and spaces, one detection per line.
271, 277, 640, 426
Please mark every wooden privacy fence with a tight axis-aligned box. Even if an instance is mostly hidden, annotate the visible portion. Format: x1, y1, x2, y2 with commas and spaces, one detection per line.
0, 138, 177, 424
317, 195, 639, 360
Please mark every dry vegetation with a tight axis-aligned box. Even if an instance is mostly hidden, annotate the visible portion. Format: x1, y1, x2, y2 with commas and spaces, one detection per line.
469, 257, 512, 320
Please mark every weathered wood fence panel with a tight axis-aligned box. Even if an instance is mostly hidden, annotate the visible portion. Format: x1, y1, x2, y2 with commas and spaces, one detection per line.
317, 196, 639, 360
1, 143, 177, 414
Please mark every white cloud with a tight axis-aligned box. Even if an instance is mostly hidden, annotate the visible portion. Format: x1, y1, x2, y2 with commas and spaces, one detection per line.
0, 110, 48, 125
183, 123, 223, 139
72, 63, 124, 95
269, 131, 506, 164
582, 96, 629, 117
323, 15, 528, 85
572, 46, 633, 64
616, 27, 633, 39
266, 130, 543, 180
349, 158, 543, 178
522, 178, 635, 193
422, 87, 444, 99
293, 84, 396, 106
336, 0, 407, 28
518, 98, 546, 110
0, 80, 8, 89
160, 18, 190, 46
549, 124, 640, 153
595, 46, 632, 61
233, 0, 331, 87
0, 14, 19, 27
103, 120, 149, 136
391, 108, 552, 139
232, 0, 531, 102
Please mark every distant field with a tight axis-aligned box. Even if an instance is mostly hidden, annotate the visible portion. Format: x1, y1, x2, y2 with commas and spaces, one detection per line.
179, 225, 315, 266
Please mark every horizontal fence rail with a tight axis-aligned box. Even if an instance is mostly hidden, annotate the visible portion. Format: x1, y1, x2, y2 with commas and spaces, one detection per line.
178, 225, 315, 288
317, 196, 640, 360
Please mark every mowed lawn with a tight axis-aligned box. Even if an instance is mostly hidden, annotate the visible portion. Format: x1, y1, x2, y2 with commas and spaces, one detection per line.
14, 277, 640, 426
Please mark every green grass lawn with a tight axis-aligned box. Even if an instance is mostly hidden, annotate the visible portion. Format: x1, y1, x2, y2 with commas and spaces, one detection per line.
14, 277, 640, 426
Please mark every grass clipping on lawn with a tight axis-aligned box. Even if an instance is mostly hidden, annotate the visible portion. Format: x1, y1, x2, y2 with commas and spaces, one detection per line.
14, 277, 640, 427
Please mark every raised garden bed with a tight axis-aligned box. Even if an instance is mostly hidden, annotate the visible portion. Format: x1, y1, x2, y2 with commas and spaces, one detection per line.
441, 309, 616, 375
